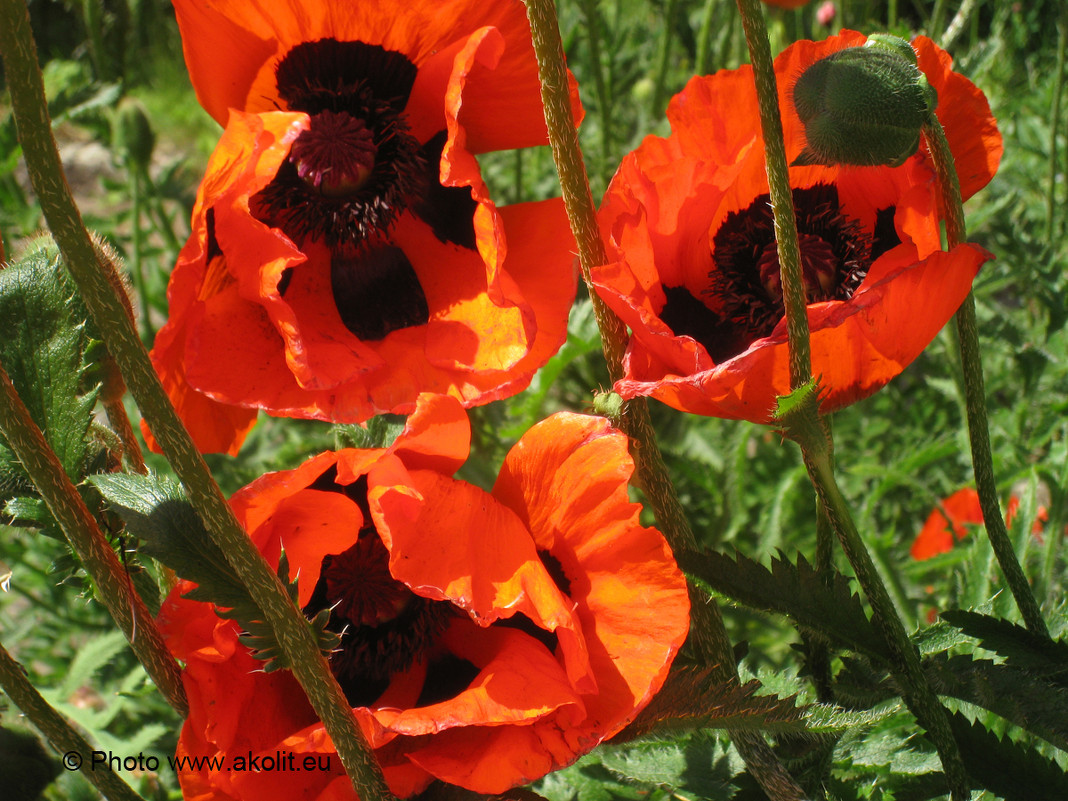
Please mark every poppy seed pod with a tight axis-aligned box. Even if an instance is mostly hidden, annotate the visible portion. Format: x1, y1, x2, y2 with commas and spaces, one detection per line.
791, 35, 937, 168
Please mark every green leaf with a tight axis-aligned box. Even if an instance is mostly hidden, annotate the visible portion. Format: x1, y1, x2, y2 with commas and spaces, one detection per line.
617, 666, 805, 741
0, 245, 97, 482
948, 711, 1068, 800
680, 549, 891, 662
924, 653, 1068, 751
88, 472, 254, 608
89, 472, 317, 670
597, 735, 738, 799
53, 629, 128, 700
940, 610, 1068, 683
4, 496, 61, 538
332, 413, 406, 450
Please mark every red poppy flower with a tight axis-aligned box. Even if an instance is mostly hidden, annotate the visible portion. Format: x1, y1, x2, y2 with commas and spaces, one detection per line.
911, 487, 1048, 560
147, 0, 581, 455
158, 394, 688, 798
593, 31, 1001, 423
762, 0, 811, 9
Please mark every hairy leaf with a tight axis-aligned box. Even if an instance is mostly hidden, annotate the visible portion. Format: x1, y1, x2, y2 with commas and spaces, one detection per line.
89, 473, 334, 670
940, 610, 1068, 683
924, 653, 1068, 751
681, 549, 891, 661
0, 246, 97, 483
948, 711, 1068, 799
616, 666, 805, 740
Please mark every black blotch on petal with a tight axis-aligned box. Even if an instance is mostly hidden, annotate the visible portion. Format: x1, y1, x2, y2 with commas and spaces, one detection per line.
331, 245, 430, 341
276, 39, 418, 114
871, 205, 901, 262
205, 207, 221, 263
660, 285, 747, 364
412, 131, 479, 250
415, 654, 481, 708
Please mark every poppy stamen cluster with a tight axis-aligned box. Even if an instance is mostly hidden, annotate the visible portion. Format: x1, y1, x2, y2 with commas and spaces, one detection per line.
299, 471, 452, 698
661, 184, 897, 364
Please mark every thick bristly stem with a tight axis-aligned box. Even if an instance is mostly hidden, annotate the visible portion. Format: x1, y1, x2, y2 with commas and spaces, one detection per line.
735, 0, 811, 391
0, 640, 147, 801
1046, 6, 1068, 244
923, 117, 1050, 638
0, 363, 186, 715
805, 450, 969, 799
735, 2, 969, 796
0, 2, 394, 796
523, 1, 807, 798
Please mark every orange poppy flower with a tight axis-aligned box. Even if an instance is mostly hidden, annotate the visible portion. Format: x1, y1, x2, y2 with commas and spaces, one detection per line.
911, 488, 1048, 560
593, 31, 1001, 423
147, 0, 581, 454
158, 394, 688, 798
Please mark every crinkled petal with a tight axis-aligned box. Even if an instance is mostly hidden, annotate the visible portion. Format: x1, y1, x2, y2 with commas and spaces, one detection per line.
493, 413, 690, 743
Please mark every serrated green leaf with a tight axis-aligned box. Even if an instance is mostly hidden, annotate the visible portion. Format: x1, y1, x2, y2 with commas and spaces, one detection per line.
598, 736, 738, 798
5, 496, 55, 528
333, 414, 406, 449
940, 610, 1068, 683
949, 711, 1068, 800
616, 666, 805, 740
54, 630, 128, 699
89, 472, 316, 671
924, 653, 1068, 751
0, 248, 97, 482
88, 472, 257, 610
681, 549, 891, 662
801, 704, 897, 734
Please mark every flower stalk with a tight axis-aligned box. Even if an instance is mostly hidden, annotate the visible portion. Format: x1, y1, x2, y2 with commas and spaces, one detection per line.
735, 0, 811, 391
0, 361, 186, 715
0, 2, 394, 797
523, 1, 807, 798
735, 2, 969, 795
0, 640, 147, 801
923, 116, 1050, 638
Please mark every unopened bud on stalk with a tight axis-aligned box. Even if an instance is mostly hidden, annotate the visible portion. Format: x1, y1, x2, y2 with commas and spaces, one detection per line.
113, 97, 156, 173
791, 34, 937, 168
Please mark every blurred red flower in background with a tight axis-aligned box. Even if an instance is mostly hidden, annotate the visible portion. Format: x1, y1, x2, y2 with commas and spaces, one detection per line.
159, 395, 688, 798
147, 0, 580, 454
593, 31, 1001, 423
911, 487, 1048, 560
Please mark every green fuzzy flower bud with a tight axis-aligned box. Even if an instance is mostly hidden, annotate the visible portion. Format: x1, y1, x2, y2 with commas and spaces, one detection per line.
113, 97, 156, 173
791, 35, 937, 168
593, 390, 624, 420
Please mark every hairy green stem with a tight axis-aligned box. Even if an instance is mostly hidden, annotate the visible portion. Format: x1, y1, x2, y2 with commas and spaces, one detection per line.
522, 1, 806, 798
578, 0, 612, 180
0, 2, 394, 796
735, 1, 966, 793
941, 0, 980, 52
805, 450, 970, 799
651, 0, 679, 114
923, 117, 1049, 638
1046, 6, 1068, 244
0, 363, 186, 715
735, 0, 811, 389
0, 640, 147, 801
695, 0, 719, 75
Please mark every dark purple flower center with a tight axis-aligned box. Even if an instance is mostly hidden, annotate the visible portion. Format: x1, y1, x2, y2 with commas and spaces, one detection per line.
302, 471, 453, 706
659, 183, 900, 363
291, 110, 378, 197
245, 39, 479, 342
